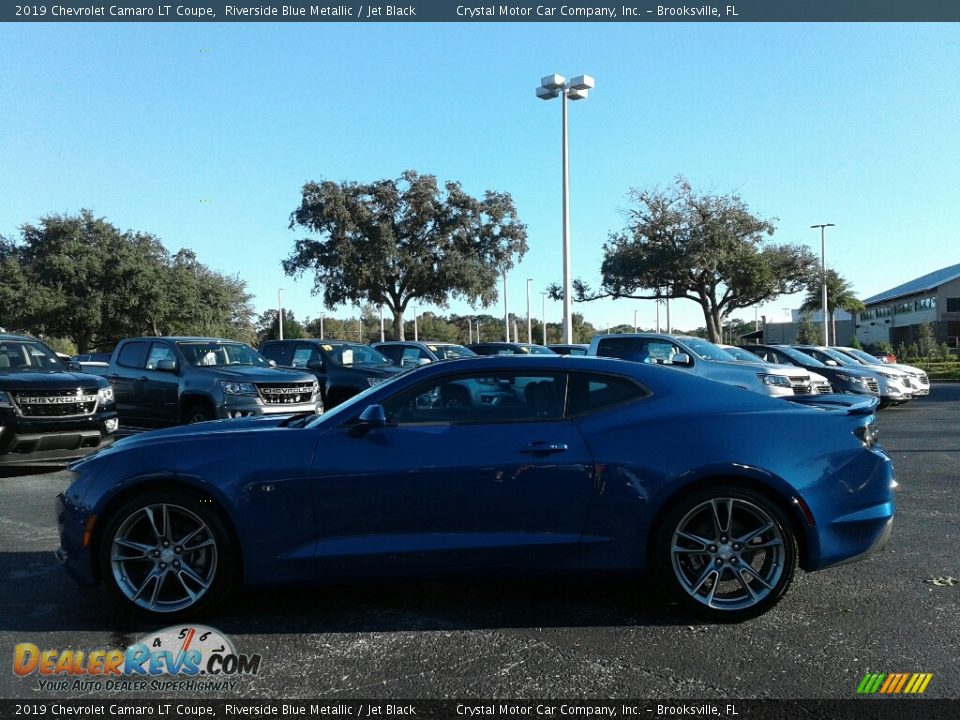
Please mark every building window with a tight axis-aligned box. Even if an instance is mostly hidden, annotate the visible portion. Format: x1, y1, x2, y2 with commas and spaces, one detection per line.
947, 298, 960, 313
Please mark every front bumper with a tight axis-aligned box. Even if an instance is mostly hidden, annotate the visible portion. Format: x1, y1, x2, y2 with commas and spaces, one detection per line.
0, 413, 118, 466
217, 396, 322, 419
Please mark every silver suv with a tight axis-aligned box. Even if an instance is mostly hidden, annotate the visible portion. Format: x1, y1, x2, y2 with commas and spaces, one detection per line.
588, 333, 802, 397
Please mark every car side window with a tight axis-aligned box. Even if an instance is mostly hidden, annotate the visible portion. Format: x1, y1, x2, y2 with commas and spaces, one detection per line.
144, 343, 176, 370
381, 372, 565, 425
567, 372, 650, 415
117, 341, 147, 369
377, 345, 403, 364
259, 342, 290, 366
291, 344, 316, 368
400, 347, 422, 368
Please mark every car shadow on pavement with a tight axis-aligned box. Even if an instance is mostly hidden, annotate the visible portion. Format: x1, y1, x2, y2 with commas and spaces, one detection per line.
0, 551, 696, 634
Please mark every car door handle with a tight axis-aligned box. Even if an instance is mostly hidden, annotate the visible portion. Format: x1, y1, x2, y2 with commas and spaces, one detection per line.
520, 441, 568, 456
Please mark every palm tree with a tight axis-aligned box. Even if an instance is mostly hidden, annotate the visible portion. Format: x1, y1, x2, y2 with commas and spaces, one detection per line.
801, 269, 866, 345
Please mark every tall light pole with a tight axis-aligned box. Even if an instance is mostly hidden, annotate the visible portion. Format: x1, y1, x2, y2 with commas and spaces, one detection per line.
277, 288, 284, 341
503, 269, 510, 342
634, 308, 639, 333
413, 306, 419, 342
467, 318, 473, 344
811, 223, 835, 346
526, 278, 533, 343
537, 72, 594, 344
655, 299, 661, 333
379, 306, 385, 342
319, 312, 324, 340
541, 291, 548, 345
666, 298, 672, 334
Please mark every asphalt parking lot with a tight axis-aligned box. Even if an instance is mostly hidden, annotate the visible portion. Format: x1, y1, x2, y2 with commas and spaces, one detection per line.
1, 387, 958, 700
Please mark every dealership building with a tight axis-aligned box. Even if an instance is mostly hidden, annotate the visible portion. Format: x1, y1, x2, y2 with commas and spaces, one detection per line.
856, 262, 960, 348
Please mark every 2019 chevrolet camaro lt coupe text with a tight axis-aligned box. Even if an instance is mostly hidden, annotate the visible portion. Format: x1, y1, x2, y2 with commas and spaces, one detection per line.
55, 356, 896, 622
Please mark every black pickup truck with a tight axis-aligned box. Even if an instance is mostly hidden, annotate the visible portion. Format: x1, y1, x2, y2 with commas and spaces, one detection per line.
0, 333, 118, 466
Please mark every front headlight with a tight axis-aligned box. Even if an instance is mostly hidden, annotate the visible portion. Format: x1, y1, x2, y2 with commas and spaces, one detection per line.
0, 391, 12, 409
838, 374, 866, 386
221, 381, 257, 395
98, 386, 114, 403
311, 380, 319, 396
758, 373, 792, 387
875, 370, 898, 380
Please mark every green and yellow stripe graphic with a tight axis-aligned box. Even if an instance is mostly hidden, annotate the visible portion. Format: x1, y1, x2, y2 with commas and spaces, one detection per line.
857, 672, 933, 694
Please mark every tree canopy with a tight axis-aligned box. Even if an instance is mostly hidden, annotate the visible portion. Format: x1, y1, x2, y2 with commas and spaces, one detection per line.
283, 170, 528, 340
0, 211, 255, 351
800, 269, 865, 346
558, 178, 820, 342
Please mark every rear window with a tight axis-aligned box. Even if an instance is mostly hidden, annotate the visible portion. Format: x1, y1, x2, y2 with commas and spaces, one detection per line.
567, 372, 650, 415
595, 337, 644, 359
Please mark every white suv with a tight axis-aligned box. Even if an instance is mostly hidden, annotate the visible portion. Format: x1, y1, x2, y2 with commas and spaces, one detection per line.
588, 334, 801, 397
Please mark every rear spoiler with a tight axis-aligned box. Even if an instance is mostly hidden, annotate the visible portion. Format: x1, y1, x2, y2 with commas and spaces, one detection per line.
786, 393, 879, 415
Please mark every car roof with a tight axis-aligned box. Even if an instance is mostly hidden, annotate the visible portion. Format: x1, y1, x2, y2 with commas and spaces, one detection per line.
0, 333, 36, 341
124, 336, 240, 343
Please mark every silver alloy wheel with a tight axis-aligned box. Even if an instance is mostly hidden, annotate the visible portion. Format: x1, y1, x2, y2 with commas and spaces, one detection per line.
110, 503, 218, 613
670, 497, 785, 612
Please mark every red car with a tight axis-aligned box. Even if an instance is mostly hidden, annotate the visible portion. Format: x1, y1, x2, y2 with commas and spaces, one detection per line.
872, 352, 897, 364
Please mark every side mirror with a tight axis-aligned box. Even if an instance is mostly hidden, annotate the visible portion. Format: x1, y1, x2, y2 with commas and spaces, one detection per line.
268, 359, 277, 367
307, 360, 326, 371
416, 358, 431, 366
156, 359, 178, 372
825, 359, 839, 366
67, 361, 83, 372
672, 353, 692, 365
348, 404, 388, 437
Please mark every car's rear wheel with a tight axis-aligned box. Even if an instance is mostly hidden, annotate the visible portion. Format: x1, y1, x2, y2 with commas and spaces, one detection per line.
656, 486, 797, 622
99, 491, 235, 619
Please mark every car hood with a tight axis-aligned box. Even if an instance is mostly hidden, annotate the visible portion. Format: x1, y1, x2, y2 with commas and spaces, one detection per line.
889, 363, 925, 375
342, 364, 404, 377
113, 415, 292, 449
193, 366, 315, 383
0, 370, 107, 391
717, 360, 795, 375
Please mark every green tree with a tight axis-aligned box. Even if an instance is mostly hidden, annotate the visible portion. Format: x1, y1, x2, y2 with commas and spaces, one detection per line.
796, 311, 823, 345
256, 309, 304, 344
284, 171, 528, 340
800, 269, 865, 346
849, 336, 863, 350
916, 322, 937, 359
558, 178, 818, 342
939, 342, 953, 362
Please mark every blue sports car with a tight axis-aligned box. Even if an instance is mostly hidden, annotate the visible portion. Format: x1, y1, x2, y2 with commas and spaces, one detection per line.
55, 356, 896, 622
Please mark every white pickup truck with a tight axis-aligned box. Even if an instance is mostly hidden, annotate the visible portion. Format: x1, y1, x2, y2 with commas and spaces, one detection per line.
588, 333, 810, 397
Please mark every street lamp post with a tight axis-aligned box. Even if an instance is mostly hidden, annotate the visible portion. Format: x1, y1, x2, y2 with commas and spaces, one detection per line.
526, 278, 533, 343
277, 288, 284, 341
537, 72, 594, 345
467, 318, 473, 344
655, 299, 661, 333
319, 312, 324, 340
541, 291, 548, 345
379, 306, 385, 342
811, 223, 835, 346
503, 269, 510, 342
413, 306, 419, 342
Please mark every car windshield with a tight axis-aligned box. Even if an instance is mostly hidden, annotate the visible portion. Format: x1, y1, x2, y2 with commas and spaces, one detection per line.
429, 344, 476, 360
327, 344, 392, 367
724, 346, 765, 362
681, 338, 736, 361
522, 345, 557, 355
819, 347, 859, 366
0, 340, 66, 373
177, 342, 270, 367
779, 346, 827, 367
842, 348, 881, 365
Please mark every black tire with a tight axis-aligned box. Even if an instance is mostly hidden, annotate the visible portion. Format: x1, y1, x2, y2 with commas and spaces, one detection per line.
184, 402, 214, 424
98, 489, 237, 620
655, 484, 798, 622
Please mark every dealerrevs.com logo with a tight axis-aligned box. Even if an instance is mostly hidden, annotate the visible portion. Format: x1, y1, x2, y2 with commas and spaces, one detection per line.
12, 625, 260, 692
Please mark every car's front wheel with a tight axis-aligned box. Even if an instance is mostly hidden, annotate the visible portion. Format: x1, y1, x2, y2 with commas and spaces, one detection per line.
99, 491, 235, 618
656, 486, 798, 622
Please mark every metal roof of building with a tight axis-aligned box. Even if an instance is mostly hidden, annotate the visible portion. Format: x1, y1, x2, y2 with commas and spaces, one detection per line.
863, 262, 960, 306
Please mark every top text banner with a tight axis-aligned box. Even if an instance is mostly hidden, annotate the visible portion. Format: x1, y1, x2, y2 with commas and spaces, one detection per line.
4, 1, 960, 22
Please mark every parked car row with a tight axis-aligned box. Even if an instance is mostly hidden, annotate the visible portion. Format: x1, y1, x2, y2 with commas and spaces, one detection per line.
2, 328, 931, 467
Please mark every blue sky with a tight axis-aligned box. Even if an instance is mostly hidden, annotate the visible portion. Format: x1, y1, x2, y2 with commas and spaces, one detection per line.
2, 22, 958, 334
